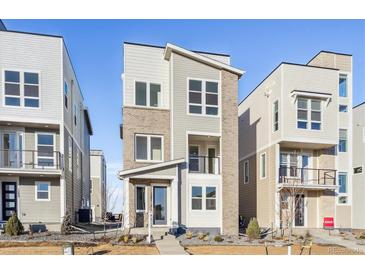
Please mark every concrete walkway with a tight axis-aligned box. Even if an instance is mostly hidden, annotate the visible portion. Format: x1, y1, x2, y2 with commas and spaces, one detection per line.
154, 234, 188, 255
310, 230, 365, 254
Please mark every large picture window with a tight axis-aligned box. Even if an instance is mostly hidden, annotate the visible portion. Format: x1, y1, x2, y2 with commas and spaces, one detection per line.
135, 134, 163, 162
297, 98, 321, 130
4, 70, 39, 108
188, 79, 219, 116
135, 81, 161, 108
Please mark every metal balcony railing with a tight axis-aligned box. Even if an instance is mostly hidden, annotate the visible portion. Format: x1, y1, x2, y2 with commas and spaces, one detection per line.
0, 149, 62, 170
279, 167, 336, 186
189, 155, 220, 174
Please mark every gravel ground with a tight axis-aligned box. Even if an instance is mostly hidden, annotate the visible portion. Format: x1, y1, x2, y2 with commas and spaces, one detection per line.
0, 230, 152, 245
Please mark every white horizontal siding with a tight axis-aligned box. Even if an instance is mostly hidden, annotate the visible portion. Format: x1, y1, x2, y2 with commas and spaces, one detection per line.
0, 31, 63, 124
123, 44, 170, 109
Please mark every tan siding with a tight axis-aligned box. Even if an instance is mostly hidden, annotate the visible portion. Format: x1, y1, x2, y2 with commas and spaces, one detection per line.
308, 52, 352, 72
19, 177, 60, 223
336, 205, 352, 228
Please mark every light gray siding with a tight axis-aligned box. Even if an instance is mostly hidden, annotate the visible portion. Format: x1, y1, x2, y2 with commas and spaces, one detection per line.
0, 31, 63, 124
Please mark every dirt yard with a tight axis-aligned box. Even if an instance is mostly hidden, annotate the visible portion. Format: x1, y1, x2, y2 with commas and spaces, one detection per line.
0, 242, 159, 255
185, 244, 363, 255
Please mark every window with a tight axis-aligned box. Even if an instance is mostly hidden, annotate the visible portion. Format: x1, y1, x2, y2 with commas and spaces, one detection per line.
339, 129, 347, 152
354, 166, 363, 174
188, 79, 219, 116
189, 145, 200, 172
297, 98, 321, 130
339, 74, 347, 97
243, 160, 249, 184
136, 186, 146, 212
64, 81, 68, 109
339, 105, 348, 112
260, 153, 266, 179
135, 81, 161, 108
36, 133, 55, 167
24, 72, 39, 107
338, 173, 348, 204
206, 187, 216, 210
73, 104, 77, 126
191, 186, 202, 210
273, 100, 279, 131
4, 71, 20, 106
135, 134, 163, 162
4, 70, 39, 107
35, 182, 50, 201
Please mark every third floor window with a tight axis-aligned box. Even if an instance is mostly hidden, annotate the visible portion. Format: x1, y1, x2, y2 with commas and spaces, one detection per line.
135, 81, 161, 108
339, 74, 347, 97
297, 98, 321, 130
4, 70, 40, 108
188, 79, 219, 116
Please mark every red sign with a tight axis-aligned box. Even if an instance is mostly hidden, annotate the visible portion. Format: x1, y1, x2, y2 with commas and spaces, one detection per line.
323, 217, 334, 229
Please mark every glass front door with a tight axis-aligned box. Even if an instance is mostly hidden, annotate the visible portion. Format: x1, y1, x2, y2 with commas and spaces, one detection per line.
2, 182, 17, 221
295, 194, 305, 226
153, 186, 167, 225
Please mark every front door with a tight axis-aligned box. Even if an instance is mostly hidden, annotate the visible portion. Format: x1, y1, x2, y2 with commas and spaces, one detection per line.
295, 194, 305, 227
301, 155, 310, 183
2, 182, 17, 221
153, 186, 167, 225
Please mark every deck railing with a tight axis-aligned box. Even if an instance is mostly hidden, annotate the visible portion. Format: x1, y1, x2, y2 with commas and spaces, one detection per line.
279, 167, 336, 186
189, 155, 220, 174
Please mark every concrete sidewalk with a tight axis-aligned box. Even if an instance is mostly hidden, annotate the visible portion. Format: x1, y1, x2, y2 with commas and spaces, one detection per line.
310, 230, 365, 254
154, 235, 188, 255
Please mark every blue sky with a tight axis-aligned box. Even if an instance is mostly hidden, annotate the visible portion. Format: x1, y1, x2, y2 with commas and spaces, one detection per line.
3, 20, 365, 213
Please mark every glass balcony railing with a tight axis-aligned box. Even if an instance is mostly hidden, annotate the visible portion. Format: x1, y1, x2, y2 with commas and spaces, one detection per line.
188, 155, 220, 174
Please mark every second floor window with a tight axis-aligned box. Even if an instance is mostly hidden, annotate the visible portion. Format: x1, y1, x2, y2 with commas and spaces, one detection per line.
36, 133, 55, 167
339, 74, 347, 97
135, 81, 161, 108
4, 70, 39, 108
135, 134, 163, 162
339, 129, 347, 152
188, 79, 219, 116
297, 98, 321, 130
260, 153, 266, 179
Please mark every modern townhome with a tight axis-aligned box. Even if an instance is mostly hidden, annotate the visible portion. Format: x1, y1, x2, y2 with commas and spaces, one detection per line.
238, 51, 353, 230
90, 149, 107, 222
0, 23, 93, 231
118, 42, 244, 235
352, 101, 365, 229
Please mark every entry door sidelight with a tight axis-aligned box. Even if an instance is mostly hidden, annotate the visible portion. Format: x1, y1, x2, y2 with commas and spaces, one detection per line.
153, 186, 167, 225
2, 182, 17, 221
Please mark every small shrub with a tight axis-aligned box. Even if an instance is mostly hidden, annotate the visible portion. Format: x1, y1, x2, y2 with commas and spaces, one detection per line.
61, 211, 72, 235
203, 235, 209, 241
214, 235, 224, 242
5, 213, 24, 236
358, 233, 365, 240
121, 234, 130, 243
186, 230, 193, 239
246, 218, 260, 240
197, 232, 205, 240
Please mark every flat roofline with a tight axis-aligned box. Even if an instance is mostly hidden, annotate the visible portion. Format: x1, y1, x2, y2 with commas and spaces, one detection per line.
307, 50, 353, 65
0, 29, 63, 39
124, 41, 230, 57
238, 62, 339, 107
354, 101, 365, 109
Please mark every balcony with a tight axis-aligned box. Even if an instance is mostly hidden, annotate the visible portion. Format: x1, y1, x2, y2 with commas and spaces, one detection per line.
0, 149, 63, 171
189, 155, 220, 175
278, 167, 336, 187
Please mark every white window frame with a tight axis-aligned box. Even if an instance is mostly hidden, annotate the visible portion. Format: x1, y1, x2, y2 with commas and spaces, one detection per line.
187, 78, 220, 117
35, 181, 51, 201
339, 128, 348, 153
64, 80, 69, 110
134, 80, 162, 108
190, 185, 217, 211
337, 172, 348, 205
2, 69, 41, 109
260, 152, 267, 180
35, 132, 56, 169
273, 100, 279, 132
135, 134, 164, 163
296, 98, 322, 131
339, 74, 348, 98
243, 160, 249, 184
135, 185, 147, 213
